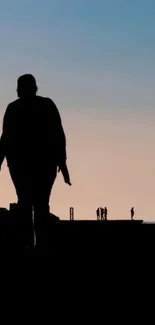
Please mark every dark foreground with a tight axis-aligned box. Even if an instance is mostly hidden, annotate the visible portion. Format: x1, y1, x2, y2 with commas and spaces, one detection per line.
0, 206, 145, 255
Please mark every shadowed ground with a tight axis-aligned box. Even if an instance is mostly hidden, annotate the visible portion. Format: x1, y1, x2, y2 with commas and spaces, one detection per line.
0, 205, 144, 255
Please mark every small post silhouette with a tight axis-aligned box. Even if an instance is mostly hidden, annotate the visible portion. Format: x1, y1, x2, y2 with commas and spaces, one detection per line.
70, 207, 74, 221
131, 207, 134, 221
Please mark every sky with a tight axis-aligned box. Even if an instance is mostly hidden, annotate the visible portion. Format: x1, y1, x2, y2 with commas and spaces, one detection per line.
0, 0, 154, 220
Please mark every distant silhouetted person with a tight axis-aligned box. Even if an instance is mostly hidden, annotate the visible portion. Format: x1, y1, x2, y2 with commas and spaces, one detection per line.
104, 207, 108, 221
101, 207, 104, 220
131, 207, 134, 221
0, 74, 71, 247
96, 208, 100, 220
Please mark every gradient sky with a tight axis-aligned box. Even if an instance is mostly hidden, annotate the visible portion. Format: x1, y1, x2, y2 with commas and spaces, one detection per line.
0, 0, 154, 220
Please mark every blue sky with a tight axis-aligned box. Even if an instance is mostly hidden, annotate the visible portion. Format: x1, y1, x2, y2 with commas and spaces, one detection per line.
0, 0, 154, 219
0, 0, 155, 110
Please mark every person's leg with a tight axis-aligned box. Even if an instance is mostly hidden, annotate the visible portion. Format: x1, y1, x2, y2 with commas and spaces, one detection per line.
33, 166, 57, 247
9, 165, 34, 247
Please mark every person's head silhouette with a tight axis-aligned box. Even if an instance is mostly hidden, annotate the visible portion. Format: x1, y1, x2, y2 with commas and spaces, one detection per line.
17, 74, 38, 99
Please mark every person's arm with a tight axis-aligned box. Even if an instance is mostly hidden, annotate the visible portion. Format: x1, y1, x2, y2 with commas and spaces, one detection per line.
54, 106, 67, 165
0, 135, 6, 168
55, 116, 72, 185
60, 163, 72, 186
47, 99, 72, 185
48, 98, 67, 165
0, 105, 10, 168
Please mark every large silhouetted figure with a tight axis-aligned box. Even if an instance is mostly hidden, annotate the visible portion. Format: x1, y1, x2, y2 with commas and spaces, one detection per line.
0, 74, 71, 247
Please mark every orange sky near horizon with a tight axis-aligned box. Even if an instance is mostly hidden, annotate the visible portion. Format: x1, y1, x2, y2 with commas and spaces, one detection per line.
0, 108, 154, 221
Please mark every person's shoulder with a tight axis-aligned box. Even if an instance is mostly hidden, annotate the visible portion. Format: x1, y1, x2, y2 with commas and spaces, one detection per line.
38, 96, 56, 107
37, 96, 58, 115
3, 100, 20, 122
5, 99, 20, 116
36, 96, 55, 105
7, 99, 20, 109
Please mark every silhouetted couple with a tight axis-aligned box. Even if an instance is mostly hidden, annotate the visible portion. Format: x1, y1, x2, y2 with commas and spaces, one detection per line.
0, 74, 71, 248
96, 207, 108, 220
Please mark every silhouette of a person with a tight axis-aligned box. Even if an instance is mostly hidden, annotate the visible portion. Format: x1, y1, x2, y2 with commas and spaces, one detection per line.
0, 74, 71, 247
131, 207, 134, 221
101, 207, 104, 220
104, 207, 108, 221
96, 208, 100, 220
